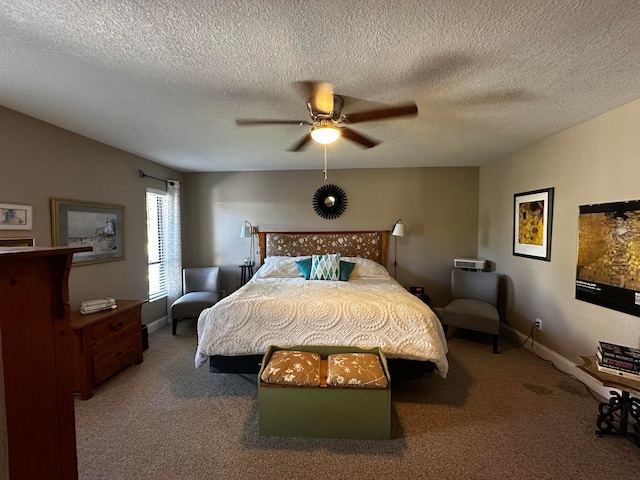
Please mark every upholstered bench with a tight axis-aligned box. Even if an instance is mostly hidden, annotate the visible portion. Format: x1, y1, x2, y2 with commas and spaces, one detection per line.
258, 345, 390, 440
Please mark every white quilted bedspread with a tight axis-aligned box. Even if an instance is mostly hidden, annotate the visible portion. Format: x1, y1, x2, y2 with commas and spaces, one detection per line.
195, 276, 449, 377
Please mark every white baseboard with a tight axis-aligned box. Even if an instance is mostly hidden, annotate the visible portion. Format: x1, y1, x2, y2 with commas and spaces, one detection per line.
146, 316, 168, 334
503, 324, 613, 399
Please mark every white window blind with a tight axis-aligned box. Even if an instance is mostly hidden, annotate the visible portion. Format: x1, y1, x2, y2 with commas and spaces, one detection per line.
146, 189, 168, 301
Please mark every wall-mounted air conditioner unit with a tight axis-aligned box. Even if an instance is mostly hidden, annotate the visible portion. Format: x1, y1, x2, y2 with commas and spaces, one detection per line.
453, 258, 486, 271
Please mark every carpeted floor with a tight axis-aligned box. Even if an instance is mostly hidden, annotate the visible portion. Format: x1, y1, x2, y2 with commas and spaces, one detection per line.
74, 322, 640, 480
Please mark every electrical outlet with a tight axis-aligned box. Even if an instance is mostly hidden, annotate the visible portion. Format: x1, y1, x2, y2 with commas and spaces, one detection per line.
535, 318, 542, 331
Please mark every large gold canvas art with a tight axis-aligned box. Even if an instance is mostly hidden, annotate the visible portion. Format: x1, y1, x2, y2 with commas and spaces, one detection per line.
578, 210, 640, 290
576, 199, 640, 317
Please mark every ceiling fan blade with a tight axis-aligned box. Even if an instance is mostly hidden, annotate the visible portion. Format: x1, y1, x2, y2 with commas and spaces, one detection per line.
340, 127, 380, 149
343, 102, 418, 124
294, 80, 334, 114
288, 133, 312, 152
235, 119, 310, 126
314, 82, 334, 114
294, 80, 316, 100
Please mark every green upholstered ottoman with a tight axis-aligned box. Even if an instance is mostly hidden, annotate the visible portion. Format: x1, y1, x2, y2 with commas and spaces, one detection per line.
258, 345, 391, 440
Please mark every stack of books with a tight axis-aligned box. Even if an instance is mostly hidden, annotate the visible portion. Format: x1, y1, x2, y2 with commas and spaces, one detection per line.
596, 341, 640, 380
81, 297, 117, 315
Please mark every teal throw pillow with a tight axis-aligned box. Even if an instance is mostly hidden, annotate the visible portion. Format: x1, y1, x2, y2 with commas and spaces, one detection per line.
295, 257, 312, 280
339, 260, 356, 281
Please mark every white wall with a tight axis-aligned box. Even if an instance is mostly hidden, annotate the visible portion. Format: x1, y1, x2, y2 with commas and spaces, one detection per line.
182, 167, 480, 305
0, 106, 182, 324
479, 98, 640, 362
6, 93, 639, 366
0, 103, 479, 318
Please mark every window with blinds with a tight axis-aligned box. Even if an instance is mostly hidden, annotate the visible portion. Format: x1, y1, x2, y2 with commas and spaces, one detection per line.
146, 189, 168, 301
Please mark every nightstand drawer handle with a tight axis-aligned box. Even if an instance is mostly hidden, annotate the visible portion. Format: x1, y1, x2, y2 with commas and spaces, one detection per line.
108, 321, 124, 332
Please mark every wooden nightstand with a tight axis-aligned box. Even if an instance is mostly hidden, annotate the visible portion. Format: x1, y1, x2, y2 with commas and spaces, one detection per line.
70, 299, 145, 399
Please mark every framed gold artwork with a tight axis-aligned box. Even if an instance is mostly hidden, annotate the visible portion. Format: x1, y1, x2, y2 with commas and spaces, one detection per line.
513, 188, 554, 261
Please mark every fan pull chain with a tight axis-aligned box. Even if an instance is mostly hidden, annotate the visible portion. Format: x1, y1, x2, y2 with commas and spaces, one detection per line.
323, 145, 328, 180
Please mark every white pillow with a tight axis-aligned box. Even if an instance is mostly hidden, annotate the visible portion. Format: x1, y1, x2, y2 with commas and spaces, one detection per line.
341, 257, 390, 278
255, 256, 309, 278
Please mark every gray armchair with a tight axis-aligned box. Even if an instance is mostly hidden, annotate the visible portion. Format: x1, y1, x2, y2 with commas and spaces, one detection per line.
437, 269, 500, 354
170, 267, 221, 335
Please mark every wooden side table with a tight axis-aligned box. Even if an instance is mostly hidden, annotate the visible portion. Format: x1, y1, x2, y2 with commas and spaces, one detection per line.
239, 263, 254, 286
70, 300, 145, 399
578, 355, 640, 446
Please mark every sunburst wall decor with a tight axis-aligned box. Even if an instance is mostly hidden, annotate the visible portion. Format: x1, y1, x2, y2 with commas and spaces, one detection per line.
312, 184, 347, 219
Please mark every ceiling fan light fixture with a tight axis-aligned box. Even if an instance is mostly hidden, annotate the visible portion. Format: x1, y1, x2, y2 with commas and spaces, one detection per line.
310, 125, 341, 145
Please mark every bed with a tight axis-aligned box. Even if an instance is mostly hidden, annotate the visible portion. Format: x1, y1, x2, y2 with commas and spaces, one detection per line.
195, 231, 449, 378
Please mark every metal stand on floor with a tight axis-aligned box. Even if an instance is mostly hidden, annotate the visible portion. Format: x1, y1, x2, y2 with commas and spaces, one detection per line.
578, 356, 640, 448
596, 390, 640, 446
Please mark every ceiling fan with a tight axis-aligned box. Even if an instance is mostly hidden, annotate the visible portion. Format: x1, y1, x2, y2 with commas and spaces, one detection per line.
235, 81, 418, 151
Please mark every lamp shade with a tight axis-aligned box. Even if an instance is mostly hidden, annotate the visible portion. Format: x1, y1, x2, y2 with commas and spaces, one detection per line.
241, 221, 257, 237
392, 221, 404, 237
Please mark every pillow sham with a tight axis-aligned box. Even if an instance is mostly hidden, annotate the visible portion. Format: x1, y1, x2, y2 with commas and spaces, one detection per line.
326, 353, 388, 388
255, 256, 309, 279
341, 257, 390, 278
310, 253, 341, 281
260, 350, 321, 386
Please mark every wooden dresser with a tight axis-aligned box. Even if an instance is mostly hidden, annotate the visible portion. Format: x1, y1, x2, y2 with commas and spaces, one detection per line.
70, 299, 145, 400
0, 246, 90, 480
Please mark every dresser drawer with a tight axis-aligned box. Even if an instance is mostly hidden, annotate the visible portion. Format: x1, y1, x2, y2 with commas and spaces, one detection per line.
92, 334, 140, 385
89, 307, 140, 351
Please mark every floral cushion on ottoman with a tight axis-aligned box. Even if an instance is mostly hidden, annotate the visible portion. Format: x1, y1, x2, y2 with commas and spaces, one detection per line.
326, 353, 388, 388
260, 350, 321, 386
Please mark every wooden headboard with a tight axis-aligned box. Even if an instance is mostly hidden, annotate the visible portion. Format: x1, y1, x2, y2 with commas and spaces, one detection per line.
258, 231, 390, 266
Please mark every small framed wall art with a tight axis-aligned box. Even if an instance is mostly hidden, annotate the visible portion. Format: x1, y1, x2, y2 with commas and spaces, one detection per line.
513, 187, 554, 261
51, 198, 126, 265
0, 238, 35, 247
0, 203, 33, 230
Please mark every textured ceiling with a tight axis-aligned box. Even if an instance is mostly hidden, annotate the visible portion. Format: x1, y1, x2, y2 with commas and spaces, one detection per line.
1, 1, 640, 173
